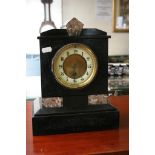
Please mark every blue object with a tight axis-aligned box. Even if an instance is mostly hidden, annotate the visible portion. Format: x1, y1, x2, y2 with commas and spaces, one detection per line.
26, 54, 40, 76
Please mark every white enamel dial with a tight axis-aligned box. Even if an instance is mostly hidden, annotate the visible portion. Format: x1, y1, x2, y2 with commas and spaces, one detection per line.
52, 43, 98, 89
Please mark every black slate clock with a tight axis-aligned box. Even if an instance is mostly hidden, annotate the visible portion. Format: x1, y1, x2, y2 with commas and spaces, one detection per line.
32, 29, 119, 135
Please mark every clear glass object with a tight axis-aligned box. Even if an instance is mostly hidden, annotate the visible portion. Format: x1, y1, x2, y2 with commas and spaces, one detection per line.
39, 0, 57, 33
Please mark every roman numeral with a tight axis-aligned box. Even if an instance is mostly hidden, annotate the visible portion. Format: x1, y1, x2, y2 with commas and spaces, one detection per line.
61, 72, 64, 76
86, 57, 90, 61
67, 51, 69, 56
61, 57, 64, 61
74, 50, 78, 54
73, 79, 77, 83
59, 65, 63, 68
81, 78, 84, 81
88, 65, 92, 68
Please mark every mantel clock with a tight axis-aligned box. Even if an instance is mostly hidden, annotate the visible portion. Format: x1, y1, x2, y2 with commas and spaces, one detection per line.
32, 28, 119, 135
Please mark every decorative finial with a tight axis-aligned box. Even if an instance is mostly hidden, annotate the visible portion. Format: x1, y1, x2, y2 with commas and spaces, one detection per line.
66, 18, 84, 36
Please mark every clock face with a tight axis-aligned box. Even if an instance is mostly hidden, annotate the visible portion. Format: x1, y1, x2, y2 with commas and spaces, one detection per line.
52, 43, 98, 89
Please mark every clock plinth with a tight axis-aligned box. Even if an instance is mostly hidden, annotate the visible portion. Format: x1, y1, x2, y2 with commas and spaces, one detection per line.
32, 97, 119, 135
32, 28, 120, 135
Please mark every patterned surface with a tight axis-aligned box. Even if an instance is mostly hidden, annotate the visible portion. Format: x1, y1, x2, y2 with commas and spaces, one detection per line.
108, 55, 129, 95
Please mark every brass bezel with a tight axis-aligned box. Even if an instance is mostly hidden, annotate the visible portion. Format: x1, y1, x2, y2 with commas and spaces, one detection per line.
52, 43, 98, 89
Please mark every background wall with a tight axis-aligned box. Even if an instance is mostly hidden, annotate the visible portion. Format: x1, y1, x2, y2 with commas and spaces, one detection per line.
62, 0, 129, 55
26, 0, 62, 53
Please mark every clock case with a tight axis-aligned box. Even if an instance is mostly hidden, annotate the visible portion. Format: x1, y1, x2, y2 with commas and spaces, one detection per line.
32, 29, 119, 135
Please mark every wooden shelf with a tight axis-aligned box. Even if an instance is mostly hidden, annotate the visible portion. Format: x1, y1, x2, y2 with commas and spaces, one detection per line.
26, 95, 129, 155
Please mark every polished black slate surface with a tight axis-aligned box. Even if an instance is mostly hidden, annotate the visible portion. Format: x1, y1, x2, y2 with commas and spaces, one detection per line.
32, 98, 119, 135
39, 29, 110, 97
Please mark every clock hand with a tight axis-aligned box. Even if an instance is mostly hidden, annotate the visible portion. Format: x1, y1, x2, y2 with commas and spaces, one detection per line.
71, 64, 77, 79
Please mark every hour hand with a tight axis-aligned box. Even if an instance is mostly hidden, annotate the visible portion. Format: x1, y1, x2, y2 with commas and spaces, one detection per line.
71, 64, 77, 78
71, 72, 77, 79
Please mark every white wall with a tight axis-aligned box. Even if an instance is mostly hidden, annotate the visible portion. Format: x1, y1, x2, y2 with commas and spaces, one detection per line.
62, 0, 129, 55
26, 0, 62, 54
26, 0, 62, 98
